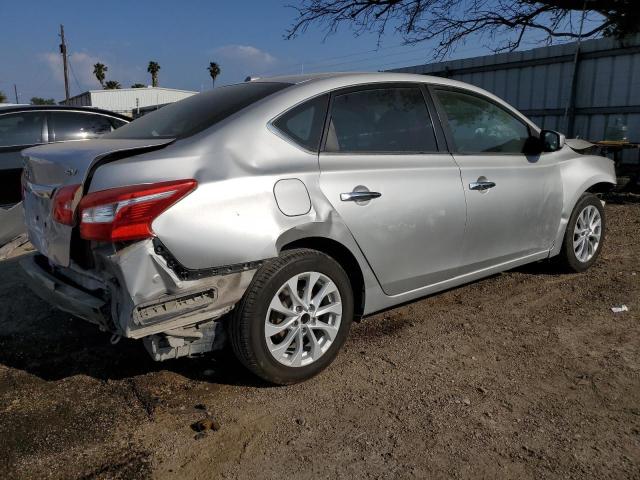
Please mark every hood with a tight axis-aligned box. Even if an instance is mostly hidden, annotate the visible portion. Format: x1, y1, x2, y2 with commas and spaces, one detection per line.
565, 138, 595, 153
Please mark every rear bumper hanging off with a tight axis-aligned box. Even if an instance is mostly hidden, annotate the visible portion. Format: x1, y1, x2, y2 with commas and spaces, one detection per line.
20, 239, 258, 342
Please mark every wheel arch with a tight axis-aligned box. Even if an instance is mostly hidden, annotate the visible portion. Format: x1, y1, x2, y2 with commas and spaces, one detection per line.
280, 236, 366, 320
586, 181, 616, 195
550, 166, 616, 257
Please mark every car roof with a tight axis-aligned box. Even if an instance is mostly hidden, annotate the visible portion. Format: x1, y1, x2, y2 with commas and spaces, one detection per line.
0, 104, 130, 121
253, 71, 467, 89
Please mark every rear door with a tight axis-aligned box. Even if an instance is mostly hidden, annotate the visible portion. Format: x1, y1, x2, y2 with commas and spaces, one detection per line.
431, 87, 562, 271
318, 84, 467, 296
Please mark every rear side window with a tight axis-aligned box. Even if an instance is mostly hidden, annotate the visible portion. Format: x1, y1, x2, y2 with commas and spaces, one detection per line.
273, 94, 328, 152
50, 112, 117, 142
0, 112, 45, 147
434, 89, 530, 153
106, 82, 291, 140
325, 87, 437, 153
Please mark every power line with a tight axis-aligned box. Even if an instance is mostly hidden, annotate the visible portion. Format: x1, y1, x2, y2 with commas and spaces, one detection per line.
303, 47, 431, 72
259, 41, 495, 78
67, 54, 84, 94
257, 41, 421, 76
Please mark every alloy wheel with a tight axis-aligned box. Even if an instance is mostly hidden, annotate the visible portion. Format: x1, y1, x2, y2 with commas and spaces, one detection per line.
264, 271, 342, 367
573, 205, 602, 263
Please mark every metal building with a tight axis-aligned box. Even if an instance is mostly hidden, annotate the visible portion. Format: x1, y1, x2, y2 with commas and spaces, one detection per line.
390, 35, 640, 144
61, 87, 197, 117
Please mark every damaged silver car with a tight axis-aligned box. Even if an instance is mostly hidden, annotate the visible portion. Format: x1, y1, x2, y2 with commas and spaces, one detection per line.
20, 73, 616, 384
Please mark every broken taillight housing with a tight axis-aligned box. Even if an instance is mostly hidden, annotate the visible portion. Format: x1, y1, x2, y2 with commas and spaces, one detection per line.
52, 184, 82, 225
78, 180, 197, 242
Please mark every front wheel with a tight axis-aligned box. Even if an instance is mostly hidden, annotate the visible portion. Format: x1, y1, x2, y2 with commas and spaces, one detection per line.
558, 193, 605, 272
229, 248, 354, 385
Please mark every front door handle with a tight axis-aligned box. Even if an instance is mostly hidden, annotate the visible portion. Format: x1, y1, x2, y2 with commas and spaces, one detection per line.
340, 191, 382, 202
469, 181, 496, 191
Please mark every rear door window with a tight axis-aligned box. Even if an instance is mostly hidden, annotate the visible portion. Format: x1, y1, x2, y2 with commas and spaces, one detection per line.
325, 87, 437, 153
0, 112, 45, 147
50, 112, 116, 142
272, 94, 328, 152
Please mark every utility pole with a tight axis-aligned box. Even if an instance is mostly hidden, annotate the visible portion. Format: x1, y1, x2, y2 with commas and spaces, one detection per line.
13, 84, 18, 104
59, 24, 70, 102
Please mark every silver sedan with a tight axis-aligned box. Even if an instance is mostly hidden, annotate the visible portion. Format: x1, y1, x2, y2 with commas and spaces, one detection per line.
20, 73, 615, 384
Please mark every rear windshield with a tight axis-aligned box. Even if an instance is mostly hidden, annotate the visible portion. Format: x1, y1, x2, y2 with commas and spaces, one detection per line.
105, 82, 291, 140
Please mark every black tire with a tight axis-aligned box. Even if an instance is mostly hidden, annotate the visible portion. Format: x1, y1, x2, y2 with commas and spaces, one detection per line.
558, 193, 605, 272
229, 248, 354, 385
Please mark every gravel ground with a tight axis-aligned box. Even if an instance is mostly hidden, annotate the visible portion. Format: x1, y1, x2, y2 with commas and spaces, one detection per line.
0, 203, 638, 480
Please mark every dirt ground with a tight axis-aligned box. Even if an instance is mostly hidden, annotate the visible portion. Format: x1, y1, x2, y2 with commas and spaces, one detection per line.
0, 203, 638, 480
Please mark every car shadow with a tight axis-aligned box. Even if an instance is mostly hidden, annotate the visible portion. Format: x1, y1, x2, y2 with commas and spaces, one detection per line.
0, 255, 268, 388
511, 258, 566, 276
0, 251, 568, 387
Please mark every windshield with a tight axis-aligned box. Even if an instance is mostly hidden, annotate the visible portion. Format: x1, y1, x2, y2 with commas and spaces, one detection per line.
105, 82, 291, 140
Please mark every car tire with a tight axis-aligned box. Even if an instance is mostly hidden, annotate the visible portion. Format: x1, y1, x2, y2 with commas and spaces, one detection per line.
229, 248, 354, 385
558, 193, 605, 272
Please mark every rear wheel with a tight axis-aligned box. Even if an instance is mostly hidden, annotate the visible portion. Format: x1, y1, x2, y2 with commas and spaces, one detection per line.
558, 193, 605, 272
229, 248, 353, 385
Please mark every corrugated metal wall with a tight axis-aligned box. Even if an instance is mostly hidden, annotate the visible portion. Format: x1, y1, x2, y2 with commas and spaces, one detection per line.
390, 35, 640, 145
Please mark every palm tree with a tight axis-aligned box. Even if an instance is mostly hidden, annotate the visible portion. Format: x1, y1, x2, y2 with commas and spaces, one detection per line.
131, 83, 147, 88
147, 61, 160, 87
93, 63, 108, 88
207, 62, 221, 88
0, 91, 6, 103
104, 80, 121, 90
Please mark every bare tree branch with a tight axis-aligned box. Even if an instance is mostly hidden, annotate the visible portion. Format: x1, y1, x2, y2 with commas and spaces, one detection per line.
286, 0, 638, 59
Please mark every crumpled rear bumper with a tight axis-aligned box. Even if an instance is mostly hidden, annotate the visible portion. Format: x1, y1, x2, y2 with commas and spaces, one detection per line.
20, 240, 258, 340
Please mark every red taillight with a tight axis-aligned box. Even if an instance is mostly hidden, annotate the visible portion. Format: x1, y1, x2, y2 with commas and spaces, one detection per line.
78, 180, 197, 242
52, 184, 82, 226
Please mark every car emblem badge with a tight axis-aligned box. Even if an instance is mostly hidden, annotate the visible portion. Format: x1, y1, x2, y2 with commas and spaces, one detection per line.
65, 168, 77, 176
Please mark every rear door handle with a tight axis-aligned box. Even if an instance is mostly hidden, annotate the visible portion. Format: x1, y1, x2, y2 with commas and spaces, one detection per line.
469, 181, 496, 191
340, 191, 382, 202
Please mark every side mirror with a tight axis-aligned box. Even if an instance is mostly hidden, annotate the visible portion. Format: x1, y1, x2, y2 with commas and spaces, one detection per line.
540, 130, 565, 152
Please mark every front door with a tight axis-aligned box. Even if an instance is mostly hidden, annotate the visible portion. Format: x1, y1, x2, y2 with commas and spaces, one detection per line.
432, 88, 563, 271
318, 85, 467, 296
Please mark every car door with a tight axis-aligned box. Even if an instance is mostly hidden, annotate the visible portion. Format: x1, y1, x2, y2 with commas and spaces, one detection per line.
431, 87, 563, 271
318, 84, 467, 296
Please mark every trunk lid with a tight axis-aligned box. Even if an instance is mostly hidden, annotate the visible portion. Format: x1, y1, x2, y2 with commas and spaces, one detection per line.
22, 138, 173, 266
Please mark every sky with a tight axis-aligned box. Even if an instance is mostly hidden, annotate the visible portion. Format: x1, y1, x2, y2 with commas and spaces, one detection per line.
0, 0, 594, 102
